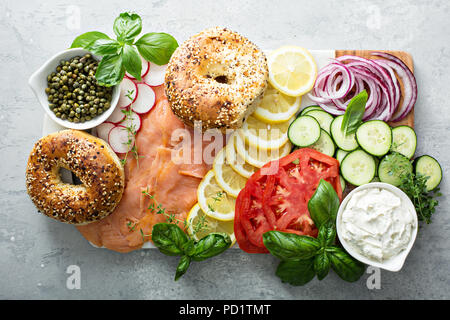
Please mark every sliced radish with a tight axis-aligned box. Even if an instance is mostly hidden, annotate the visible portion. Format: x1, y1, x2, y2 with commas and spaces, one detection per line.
96, 122, 115, 141
120, 111, 142, 133
125, 57, 150, 80
117, 78, 138, 109
106, 105, 126, 123
131, 83, 156, 114
144, 63, 167, 86
108, 125, 134, 154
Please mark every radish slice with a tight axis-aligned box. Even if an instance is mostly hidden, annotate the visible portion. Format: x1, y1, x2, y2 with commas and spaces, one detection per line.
106, 105, 126, 123
125, 57, 150, 80
120, 111, 142, 133
131, 83, 156, 114
96, 122, 115, 141
117, 78, 138, 109
108, 125, 134, 154
144, 63, 167, 86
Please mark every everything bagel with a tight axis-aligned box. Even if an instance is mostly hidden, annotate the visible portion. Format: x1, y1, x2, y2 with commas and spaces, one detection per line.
165, 27, 269, 132
25, 129, 125, 225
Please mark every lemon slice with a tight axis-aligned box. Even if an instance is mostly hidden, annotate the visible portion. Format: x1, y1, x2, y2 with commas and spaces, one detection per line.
252, 84, 301, 123
213, 148, 248, 197
240, 115, 292, 150
197, 170, 236, 221
225, 137, 259, 178
187, 203, 236, 245
268, 46, 317, 97
234, 132, 292, 168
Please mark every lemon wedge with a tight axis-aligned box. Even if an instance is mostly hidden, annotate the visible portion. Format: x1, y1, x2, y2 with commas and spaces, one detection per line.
239, 115, 292, 150
187, 203, 236, 245
268, 46, 317, 97
234, 132, 292, 168
225, 137, 259, 178
197, 170, 236, 221
213, 148, 248, 197
252, 84, 301, 123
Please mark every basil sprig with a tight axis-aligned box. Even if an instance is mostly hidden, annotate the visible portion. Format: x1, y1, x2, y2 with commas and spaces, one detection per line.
152, 223, 231, 281
341, 89, 368, 135
263, 180, 366, 286
71, 12, 178, 86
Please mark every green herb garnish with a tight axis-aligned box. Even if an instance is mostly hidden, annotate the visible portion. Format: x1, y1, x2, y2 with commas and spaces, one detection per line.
152, 223, 231, 281
341, 90, 368, 135
399, 172, 441, 224
71, 12, 178, 86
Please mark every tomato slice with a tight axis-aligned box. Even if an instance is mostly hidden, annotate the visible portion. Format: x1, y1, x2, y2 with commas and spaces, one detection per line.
234, 148, 342, 253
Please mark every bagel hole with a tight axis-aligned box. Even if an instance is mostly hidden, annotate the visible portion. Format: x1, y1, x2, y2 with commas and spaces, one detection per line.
59, 167, 83, 185
214, 75, 228, 84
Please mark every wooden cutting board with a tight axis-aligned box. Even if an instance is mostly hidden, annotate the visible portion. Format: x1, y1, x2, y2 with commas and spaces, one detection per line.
335, 50, 414, 128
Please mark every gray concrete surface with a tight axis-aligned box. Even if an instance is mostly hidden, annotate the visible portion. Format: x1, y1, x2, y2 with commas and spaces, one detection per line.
1, 0, 449, 300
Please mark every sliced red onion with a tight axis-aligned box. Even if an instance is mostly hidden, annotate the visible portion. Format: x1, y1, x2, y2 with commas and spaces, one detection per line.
370, 52, 417, 122
309, 52, 415, 122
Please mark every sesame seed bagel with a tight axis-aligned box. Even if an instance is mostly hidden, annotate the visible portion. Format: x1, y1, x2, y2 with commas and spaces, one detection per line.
165, 27, 269, 132
25, 129, 125, 225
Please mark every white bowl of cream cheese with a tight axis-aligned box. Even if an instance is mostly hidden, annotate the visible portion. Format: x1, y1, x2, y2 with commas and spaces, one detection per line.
336, 182, 418, 272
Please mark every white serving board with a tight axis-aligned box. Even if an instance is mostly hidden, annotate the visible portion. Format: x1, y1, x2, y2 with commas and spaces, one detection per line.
41, 50, 336, 250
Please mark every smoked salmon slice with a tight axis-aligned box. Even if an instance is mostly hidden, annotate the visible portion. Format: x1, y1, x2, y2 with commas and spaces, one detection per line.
77, 85, 224, 253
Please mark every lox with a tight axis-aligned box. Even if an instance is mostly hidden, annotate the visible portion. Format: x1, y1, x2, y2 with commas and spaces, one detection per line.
234, 148, 342, 253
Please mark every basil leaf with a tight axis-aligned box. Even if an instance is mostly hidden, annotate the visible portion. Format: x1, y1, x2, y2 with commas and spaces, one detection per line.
95, 54, 125, 87
275, 259, 316, 286
190, 233, 231, 261
135, 32, 178, 65
174, 255, 191, 281
113, 12, 142, 42
70, 31, 111, 49
95, 55, 125, 87
341, 90, 368, 135
181, 239, 196, 256
123, 44, 142, 80
88, 39, 122, 56
327, 246, 366, 282
314, 251, 330, 280
308, 179, 340, 228
151, 223, 189, 256
263, 231, 320, 261
317, 220, 337, 248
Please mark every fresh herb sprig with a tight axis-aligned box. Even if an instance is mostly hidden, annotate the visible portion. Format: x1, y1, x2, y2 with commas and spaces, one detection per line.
152, 223, 231, 281
139, 190, 230, 280
399, 172, 441, 224
71, 12, 178, 86
263, 180, 366, 285
119, 90, 143, 167
341, 90, 368, 135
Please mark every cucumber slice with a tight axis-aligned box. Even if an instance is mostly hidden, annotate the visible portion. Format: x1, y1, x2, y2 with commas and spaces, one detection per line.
299, 105, 322, 116
309, 129, 335, 157
341, 149, 376, 186
339, 174, 346, 192
335, 149, 349, 165
415, 155, 442, 191
378, 152, 413, 187
304, 110, 334, 134
356, 120, 392, 157
330, 115, 359, 152
288, 116, 321, 147
391, 125, 417, 159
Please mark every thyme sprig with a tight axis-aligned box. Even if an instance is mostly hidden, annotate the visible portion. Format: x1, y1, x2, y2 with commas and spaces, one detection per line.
399, 172, 441, 224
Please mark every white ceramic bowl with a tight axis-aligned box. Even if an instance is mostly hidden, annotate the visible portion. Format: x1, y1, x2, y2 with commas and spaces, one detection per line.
336, 182, 418, 272
28, 48, 119, 130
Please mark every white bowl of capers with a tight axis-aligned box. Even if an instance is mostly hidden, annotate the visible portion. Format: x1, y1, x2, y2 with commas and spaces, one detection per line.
29, 48, 120, 130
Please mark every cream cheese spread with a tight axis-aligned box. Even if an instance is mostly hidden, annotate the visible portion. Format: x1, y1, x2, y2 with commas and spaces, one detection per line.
340, 187, 416, 262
